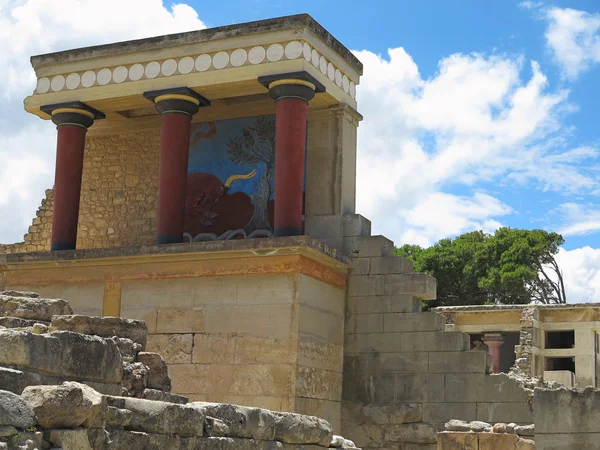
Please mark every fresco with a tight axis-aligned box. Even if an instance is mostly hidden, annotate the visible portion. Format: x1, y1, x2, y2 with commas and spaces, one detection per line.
183, 114, 304, 242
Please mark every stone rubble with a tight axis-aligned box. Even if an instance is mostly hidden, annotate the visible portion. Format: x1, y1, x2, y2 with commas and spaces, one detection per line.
0, 291, 360, 450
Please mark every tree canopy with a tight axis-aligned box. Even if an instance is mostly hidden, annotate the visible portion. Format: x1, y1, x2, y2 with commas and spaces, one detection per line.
395, 228, 566, 307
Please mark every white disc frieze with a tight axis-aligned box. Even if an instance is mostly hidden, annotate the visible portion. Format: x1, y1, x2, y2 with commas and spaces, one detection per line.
285, 41, 303, 59
51, 75, 65, 91
311, 49, 320, 68
145, 61, 160, 79
112, 66, 128, 83
327, 63, 335, 81
335, 69, 342, 87
350, 81, 356, 99
303, 42, 311, 61
342, 75, 350, 93
96, 68, 112, 86
178, 56, 194, 74
129, 64, 144, 81
248, 46, 266, 64
65, 73, 81, 90
267, 43, 284, 62
161, 59, 177, 76
319, 56, 327, 74
37, 77, 50, 94
230, 48, 248, 67
195, 54, 211, 72
213, 51, 230, 69
81, 70, 96, 87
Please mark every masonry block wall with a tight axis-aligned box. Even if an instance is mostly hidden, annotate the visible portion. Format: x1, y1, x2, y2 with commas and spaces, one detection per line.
338, 214, 534, 450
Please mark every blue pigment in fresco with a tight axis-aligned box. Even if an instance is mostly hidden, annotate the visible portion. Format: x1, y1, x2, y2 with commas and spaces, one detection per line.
183, 114, 278, 241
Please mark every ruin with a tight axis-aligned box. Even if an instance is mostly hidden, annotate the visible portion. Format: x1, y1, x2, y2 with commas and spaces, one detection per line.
1, 12, 599, 450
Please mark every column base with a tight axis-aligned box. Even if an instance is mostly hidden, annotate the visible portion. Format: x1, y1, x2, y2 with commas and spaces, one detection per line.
156, 234, 184, 245
51, 242, 76, 251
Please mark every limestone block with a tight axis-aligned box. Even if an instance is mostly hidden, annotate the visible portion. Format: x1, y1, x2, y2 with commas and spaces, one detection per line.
234, 335, 297, 365
106, 396, 205, 436
428, 351, 491, 374
445, 374, 529, 404
230, 364, 295, 397
298, 275, 345, 317
478, 433, 519, 450
295, 398, 341, 434
146, 334, 193, 364
395, 374, 444, 403
4, 430, 44, 450
0, 330, 123, 383
344, 236, 394, 258
370, 256, 414, 275
534, 387, 600, 434
515, 438, 535, 450
193, 333, 236, 364
122, 362, 148, 396
0, 293, 72, 321
50, 315, 148, 349
204, 305, 295, 339
343, 352, 381, 376
423, 403, 477, 424
0, 425, 17, 437
342, 214, 371, 238
383, 423, 437, 444
347, 276, 385, 297
342, 373, 395, 404
0, 390, 36, 428
305, 215, 343, 239
21, 382, 106, 429
343, 402, 423, 424
46, 429, 93, 450
437, 432, 478, 450
350, 258, 371, 275
383, 312, 444, 333
514, 424, 534, 437
141, 388, 188, 404
347, 295, 421, 314
0, 367, 38, 395
345, 332, 403, 354
384, 274, 436, 300
137, 352, 171, 392
345, 314, 384, 334
298, 306, 344, 345
399, 331, 470, 353
379, 352, 429, 374
272, 411, 333, 446
298, 338, 343, 372
476, 402, 534, 424
168, 364, 210, 395
156, 308, 205, 334
535, 433, 600, 449
296, 366, 343, 402
0, 317, 44, 328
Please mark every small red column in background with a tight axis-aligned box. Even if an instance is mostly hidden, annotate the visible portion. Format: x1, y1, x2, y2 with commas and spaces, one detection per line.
259, 73, 324, 236
143, 88, 210, 245
41, 103, 104, 251
483, 332, 505, 373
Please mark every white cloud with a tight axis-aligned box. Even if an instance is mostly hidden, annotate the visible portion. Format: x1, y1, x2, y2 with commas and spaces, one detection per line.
0, 0, 205, 244
354, 47, 586, 246
555, 203, 600, 236
555, 246, 600, 303
543, 7, 600, 79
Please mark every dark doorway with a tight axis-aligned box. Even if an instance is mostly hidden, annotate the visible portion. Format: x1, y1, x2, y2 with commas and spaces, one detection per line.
546, 357, 575, 373
545, 330, 575, 349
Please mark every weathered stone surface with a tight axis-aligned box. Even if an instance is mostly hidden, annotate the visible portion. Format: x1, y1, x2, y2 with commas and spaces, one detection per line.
110, 337, 141, 362
514, 424, 534, 436
146, 334, 193, 364
21, 382, 106, 429
445, 420, 471, 432
46, 428, 93, 450
142, 389, 187, 404
106, 396, 204, 436
469, 421, 491, 433
4, 430, 44, 450
478, 432, 519, 450
31, 323, 48, 334
272, 411, 333, 446
122, 362, 148, 397
357, 404, 423, 425
0, 291, 39, 299
516, 438, 535, 450
0, 294, 72, 321
0, 390, 36, 428
137, 352, 171, 392
383, 423, 437, 444
0, 425, 18, 438
492, 423, 507, 433
88, 428, 200, 450
0, 317, 44, 329
50, 315, 147, 350
0, 330, 123, 383
437, 432, 478, 450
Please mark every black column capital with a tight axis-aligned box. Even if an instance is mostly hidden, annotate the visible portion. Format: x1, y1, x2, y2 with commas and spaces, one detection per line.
41, 101, 105, 128
143, 87, 210, 116
258, 71, 325, 103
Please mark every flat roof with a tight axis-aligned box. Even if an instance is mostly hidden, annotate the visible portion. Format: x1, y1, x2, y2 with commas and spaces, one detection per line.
30, 14, 363, 75
435, 303, 600, 312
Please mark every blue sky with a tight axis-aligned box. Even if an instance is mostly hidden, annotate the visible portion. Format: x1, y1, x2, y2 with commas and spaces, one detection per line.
1, 0, 600, 301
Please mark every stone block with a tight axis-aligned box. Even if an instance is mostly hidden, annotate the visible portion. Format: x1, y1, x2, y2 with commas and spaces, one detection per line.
204, 305, 295, 339
344, 352, 382, 375
534, 433, 600, 450
50, 314, 148, 349
342, 373, 395, 404
478, 433, 519, 450
445, 374, 529, 403
384, 273, 437, 300
346, 313, 384, 334
0, 390, 36, 428
383, 312, 444, 332
298, 337, 343, 372
156, 308, 205, 334
344, 236, 394, 258
146, 333, 193, 364
437, 432, 478, 450
46, 429, 93, 450
346, 332, 403, 353
142, 388, 188, 404
342, 214, 371, 237
297, 366, 343, 401
428, 351, 491, 374
351, 258, 371, 275
534, 387, 600, 433
230, 364, 295, 397
347, 275, 385, 297
168, 364, 209, 395
305, 214, 343, 239
297, 275, 345, 317
477, 402, 534, 424
380, 352, 429, 374
193, 333, 236, 364
395, 374, 444, 403
383, 423, 437, 444
347, 294, 421, 314
0, 317, 43, 328
423, 403, 477, 424
0, 293, 72, 321
298, 305, 344, 345
370, 256, 414, 275
295, 397, 341, 433
400, 331, 470, 353
344, 402, 423, 424
137, 352, 171, 392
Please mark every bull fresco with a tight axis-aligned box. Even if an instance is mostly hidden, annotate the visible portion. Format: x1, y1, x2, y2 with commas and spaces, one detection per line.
183, 114, 303, 241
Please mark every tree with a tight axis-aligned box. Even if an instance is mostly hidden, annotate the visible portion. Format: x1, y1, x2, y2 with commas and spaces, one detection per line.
396, 228, 567, 307
227, 116, 276, 233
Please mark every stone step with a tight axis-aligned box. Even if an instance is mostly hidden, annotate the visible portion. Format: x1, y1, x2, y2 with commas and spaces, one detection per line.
342, 214, 372, 237
344, 235, 394, 258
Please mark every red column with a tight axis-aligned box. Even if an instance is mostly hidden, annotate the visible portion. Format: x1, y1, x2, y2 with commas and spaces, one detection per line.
143, 88, 209, 245
274, 97, 309, 236
156, 112, 193, 244
43, 104, 102, 251
51, 125, 87, 251
483, 332, 505, 373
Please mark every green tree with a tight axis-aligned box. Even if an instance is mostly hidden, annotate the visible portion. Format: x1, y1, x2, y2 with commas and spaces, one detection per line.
396, 228, 566, 307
